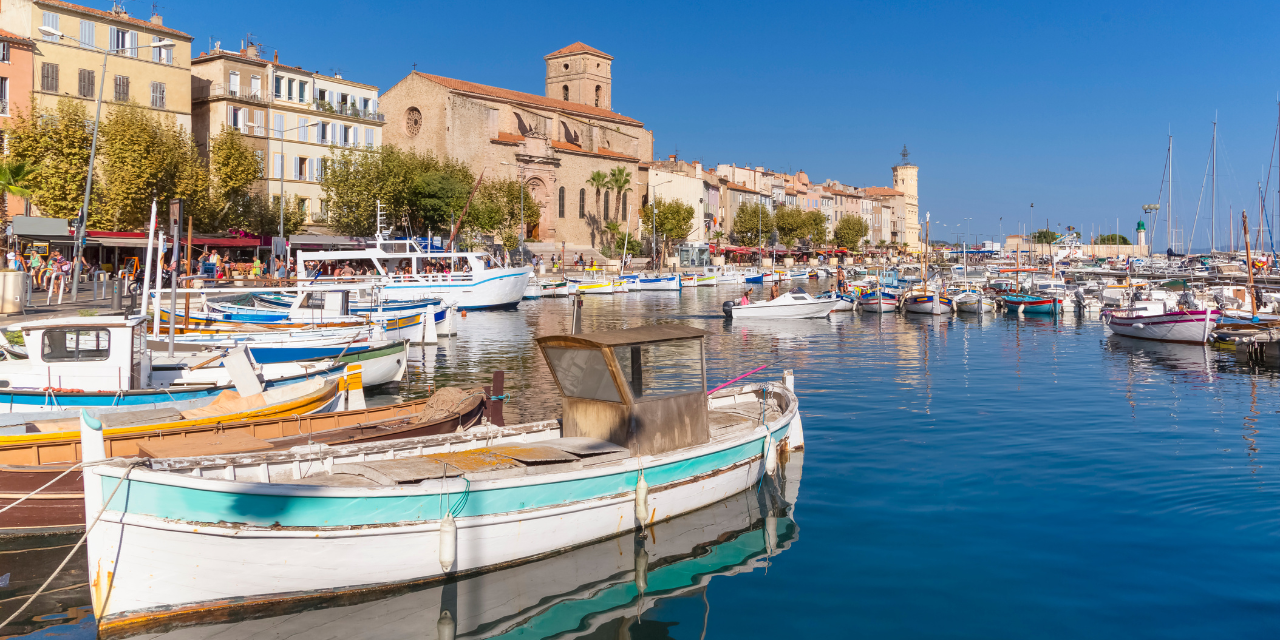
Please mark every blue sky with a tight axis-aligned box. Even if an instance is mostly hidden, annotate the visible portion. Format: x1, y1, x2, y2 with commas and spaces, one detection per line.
158, 0, 1280, 248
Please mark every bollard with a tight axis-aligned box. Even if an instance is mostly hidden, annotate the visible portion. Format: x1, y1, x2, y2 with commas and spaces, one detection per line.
111, 278, 122, 311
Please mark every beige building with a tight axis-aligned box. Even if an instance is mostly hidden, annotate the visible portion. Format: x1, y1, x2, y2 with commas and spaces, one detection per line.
0, 0, 192, 128
379, 42, 654, 248
191, 43, 382, 225
891, 146, 921, 251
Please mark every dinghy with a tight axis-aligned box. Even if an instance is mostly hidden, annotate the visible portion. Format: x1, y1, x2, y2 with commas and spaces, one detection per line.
80, 325, 801, 634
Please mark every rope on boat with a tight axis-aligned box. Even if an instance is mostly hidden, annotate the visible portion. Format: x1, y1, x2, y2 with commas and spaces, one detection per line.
0, 462, 84, 515
0, 461, 143, 630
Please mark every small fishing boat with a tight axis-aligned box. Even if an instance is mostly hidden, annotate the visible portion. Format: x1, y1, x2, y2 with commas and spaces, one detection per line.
80, 325, 801, 633
571, 268, 617, 294
695, 274, 717, 287
858, 290, 898, 313
744, 271, 779, 284
153, 339, 410, 388
539, 280, 570, 297
1002, 293, 1059, 315
903, 292, 953, 315
724, 288, 838, 319
816, 291, 857, 311
680, 274, 698, 288
635, 274, 681, 291
1103, 301, 1221, 343
521, 280, 543, 299
954, 291, 995, 313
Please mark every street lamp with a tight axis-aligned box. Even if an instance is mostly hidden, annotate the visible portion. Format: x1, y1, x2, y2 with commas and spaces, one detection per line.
273, 121, 320, 257
37, 25, 174, 301
963, 217, 973, 266
500, 161, 530, 266
649, 180, 671, 271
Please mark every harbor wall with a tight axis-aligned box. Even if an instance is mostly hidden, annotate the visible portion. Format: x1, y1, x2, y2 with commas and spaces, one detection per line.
1009, 243, 1152, 258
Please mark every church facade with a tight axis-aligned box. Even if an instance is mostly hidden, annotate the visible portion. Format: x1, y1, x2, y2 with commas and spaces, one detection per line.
379, 42, 654, 248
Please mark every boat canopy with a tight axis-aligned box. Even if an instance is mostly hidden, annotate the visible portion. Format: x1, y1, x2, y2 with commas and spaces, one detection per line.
536, 325, 710, 456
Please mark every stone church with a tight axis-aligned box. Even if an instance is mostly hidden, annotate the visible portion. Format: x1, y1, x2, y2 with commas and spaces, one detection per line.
379, 43, 654, 248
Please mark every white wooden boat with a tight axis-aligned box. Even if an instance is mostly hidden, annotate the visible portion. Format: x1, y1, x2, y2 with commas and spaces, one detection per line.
680, 275, 698, 288
521, 280, 544, 299
81, 325, 802, 634
539, 280, 569, 297
1103, 301, 1220, 343
903, 291, 953, 315
723, 289, 838, 319
817, 291, 856, 311
635, 274, 681, 290
954, 292, 995, 313
858, 290, 897, 313
695, 274, 717, 287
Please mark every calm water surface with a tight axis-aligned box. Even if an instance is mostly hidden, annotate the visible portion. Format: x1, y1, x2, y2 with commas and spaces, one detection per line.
6, 283, 1280, 638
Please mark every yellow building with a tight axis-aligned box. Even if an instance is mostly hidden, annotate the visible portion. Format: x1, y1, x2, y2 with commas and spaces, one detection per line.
0, 0, 192, 128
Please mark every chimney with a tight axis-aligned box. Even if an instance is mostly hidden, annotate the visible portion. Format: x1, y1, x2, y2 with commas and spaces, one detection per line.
694, 161, 702, 176
246, 44, 259, 59
273, 50, 279, 64
150, 13, 163, 25
756, 166, 764, 171
668, 154, 676, 162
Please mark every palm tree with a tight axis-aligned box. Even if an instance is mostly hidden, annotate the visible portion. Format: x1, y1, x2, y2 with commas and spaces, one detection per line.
586, 170, 609, 221
606, 166, 632, 223
711, 230, 725, 249
0, 160, 34, 226
603, 220, 622, 255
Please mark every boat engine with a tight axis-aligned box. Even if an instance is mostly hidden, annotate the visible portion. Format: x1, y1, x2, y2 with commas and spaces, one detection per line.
722, 300, 736, 318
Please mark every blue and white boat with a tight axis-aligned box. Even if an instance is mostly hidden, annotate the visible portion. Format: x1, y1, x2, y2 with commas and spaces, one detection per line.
295, 236, 532, 310
80, 325, 804, 634
635, 274, 681, 291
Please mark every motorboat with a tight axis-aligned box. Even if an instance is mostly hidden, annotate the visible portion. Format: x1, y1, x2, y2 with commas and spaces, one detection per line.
723, 287, 839, 319
817, 291, 857, 311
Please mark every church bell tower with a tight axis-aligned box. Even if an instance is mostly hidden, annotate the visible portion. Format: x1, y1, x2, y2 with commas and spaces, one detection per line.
545, 42, 613, 111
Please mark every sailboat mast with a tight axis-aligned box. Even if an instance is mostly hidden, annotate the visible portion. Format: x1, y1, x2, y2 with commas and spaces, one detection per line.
1211, 118, 1217, 253
1167, 134, 1174, 253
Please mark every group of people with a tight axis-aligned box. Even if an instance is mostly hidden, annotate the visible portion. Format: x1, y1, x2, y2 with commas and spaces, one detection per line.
8, 249, 82, 293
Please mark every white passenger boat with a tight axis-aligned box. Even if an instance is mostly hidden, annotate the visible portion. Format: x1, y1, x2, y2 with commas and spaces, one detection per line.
723, 288, 838, 319
80, 325, 802, 634
1103, 300, 1221, 343
296, 236, 531, 310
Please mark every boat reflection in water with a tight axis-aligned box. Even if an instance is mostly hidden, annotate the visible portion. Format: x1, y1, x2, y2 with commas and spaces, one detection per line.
16, 454, 802, 640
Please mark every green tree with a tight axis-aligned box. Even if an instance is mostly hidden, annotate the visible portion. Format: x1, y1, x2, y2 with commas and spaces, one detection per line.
711, 230, 725, 248
1030, 228, 1057, 244
606, 166, 632, 222
834, 215, 869, 249
732, 202, 773, 247
600, 220, 622, 257
773, 205, 808, 246
586, 170, 608, 218
0, 160, 34, 226
8, 97, 94, 220
469, 178, 540, 250
207, 125, 260, 233
1097, 233, 1131, 245
805, 210, 828, 246
406, 161, 474, 235
639, 197, 695, 259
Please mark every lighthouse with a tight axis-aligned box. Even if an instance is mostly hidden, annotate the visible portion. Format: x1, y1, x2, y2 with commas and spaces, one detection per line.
1136, 220, 1147, 246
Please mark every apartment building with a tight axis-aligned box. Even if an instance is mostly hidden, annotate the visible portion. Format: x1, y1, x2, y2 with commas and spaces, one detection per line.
0, 0, 192, 127
646, 155, 724, 244
0, 29, 31, 214
191, 43, 382, 226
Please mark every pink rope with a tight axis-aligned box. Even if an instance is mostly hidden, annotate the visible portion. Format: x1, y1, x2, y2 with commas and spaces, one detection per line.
707, 363, 773, 396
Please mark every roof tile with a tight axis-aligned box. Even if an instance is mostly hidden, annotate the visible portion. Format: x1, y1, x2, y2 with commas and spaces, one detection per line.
545, 42, 612, 60
35, 0, 191, 38
414, 72, 639, 125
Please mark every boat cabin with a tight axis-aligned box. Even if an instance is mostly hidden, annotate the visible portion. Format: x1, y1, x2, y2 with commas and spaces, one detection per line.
536, 325, 710, 457
1, 316, 149, 391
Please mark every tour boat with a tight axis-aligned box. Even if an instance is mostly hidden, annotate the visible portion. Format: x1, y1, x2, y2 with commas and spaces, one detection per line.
723, 288, 839, 319
903, 292, 953, 315
1103, 301, 1221, 343
295, 235, 532, 310
1002, 293, 1060, 315
79, 325, 802, 634
858, 290, 898, 313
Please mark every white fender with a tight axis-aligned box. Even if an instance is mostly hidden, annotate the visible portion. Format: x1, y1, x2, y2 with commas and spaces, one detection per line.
439, 511, 456, 572
634, 469, 648, 525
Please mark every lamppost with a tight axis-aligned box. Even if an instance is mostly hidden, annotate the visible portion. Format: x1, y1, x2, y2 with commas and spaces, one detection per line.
963, 217, 972, 266
500, 161, 530, 265
649, 180, 671, 271
37, 25, 174, 301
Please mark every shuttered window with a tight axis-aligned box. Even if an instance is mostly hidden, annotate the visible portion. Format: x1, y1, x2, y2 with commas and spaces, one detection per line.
365, 127, 374, 148
79, 20, 94, 48
113, 75, 128, 101
579, 189, 586, 218
559, 187, 565, 218
622, 193, 628, 221
151, 35, 160, 62
604, 191, 610, 220
272, 114, 283, 138
150, 81, 165, 109
297, 117, 308, 142
273, 153, 282, 179
352, 127, 360, 147
77, 69, 94, 98
41, 13, 58, 41
40, 63, 58, 92
126, 30, 137, 57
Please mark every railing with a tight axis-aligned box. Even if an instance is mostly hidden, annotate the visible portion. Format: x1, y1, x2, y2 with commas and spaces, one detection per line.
311, 100, 384, 122
193, 83, 269, 104
0, 100, 8, 116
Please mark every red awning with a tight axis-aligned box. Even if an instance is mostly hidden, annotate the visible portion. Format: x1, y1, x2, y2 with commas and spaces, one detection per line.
180, 237, 264, 247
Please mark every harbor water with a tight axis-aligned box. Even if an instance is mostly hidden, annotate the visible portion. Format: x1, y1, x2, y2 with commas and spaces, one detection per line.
5, 283, 1280, 638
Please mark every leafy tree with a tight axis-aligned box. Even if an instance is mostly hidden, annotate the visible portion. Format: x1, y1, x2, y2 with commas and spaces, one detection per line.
1030, 228, 1057, 244
731, 202, 772, 247
469, 178, 541, 249
606, 166, 632, 222
805, 210, 828, 246
834, 215, 869, 249
406, 162, 474, 236
207, 125, 260, 233
773, 205, 808, 246
0, 160, 34, 226
1097, 233, 1131, 245
639, 197, 694, 259
8, 97, 94, 220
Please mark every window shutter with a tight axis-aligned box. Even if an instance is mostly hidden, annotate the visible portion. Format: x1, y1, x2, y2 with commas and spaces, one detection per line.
298, 117, 308, 142
42, 13, 58, 41
365, 127, 374, 147
80, 20, 94, 48
227, 104, 234, 127
352, 127, 360, 147
273, 153, 282, 179
107, 26, 117, 52
151, 35, 160, 62
371, 99, 377, 114
127, 30, 137, 57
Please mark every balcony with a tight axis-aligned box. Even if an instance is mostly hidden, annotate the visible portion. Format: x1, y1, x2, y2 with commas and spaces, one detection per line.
0, 100, 8, 116
194, 84, 269, 104
312, 100, 385, 122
